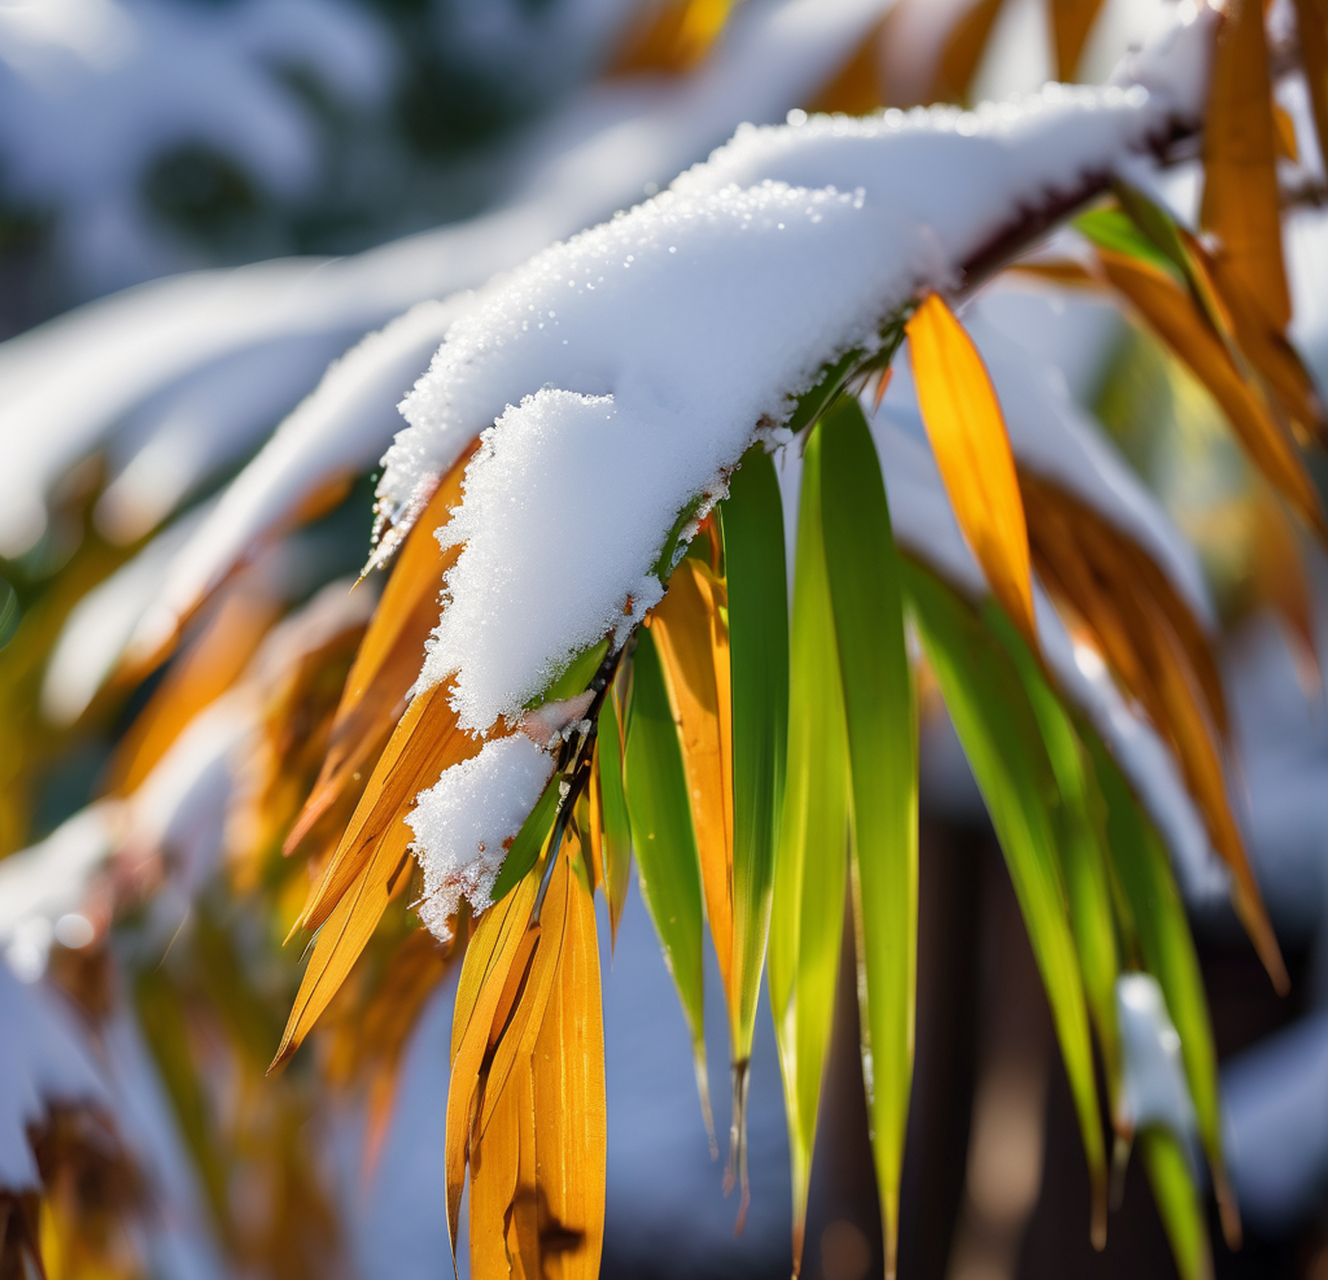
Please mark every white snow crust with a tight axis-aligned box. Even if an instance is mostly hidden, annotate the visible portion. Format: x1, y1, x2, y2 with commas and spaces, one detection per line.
386, 7, 1214, 734
406, 734, 554, 941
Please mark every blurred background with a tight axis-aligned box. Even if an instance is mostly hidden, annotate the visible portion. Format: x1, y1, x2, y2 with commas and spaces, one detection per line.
6, 1, 1328, 1278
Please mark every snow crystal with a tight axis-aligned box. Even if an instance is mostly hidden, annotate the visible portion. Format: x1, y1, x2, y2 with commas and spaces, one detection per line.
383, 5, 1215, 734
407, 734, 554, 941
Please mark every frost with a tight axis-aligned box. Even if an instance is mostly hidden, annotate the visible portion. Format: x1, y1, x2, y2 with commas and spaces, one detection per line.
407, 734, 555, 941
384, 5, 1214, 734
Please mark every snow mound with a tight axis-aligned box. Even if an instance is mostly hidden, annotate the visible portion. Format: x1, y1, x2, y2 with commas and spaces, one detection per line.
382, 6, 1214, 735
407, 734, 554, 942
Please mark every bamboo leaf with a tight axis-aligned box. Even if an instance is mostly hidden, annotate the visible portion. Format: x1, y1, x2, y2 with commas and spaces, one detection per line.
1201, 0, 1291, 329
588, 683, 633, 947
1049, 0, 1107, 81
447, 875, 540, 1255
285, 441, 476, 853
1098, 248, 1327, 540
716, 444, 789, 1208
906, 292, 1039, 649
903, 560, 1108, 1246
930, 0, 1006, 104
1141, 1127, 1215, 1280
1294, 0, 1328, 198
528, 853, 607, 1280
769, 414, 851, 1276
818, 397, 917, 1277
651, 557, 735, 997
992, 608, 1123, 1109
1084, 733, 1236, 1245
623, 626, 713, 1135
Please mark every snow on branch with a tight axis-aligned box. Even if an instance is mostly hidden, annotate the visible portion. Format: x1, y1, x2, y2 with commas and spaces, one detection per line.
378, 5, 1216, 738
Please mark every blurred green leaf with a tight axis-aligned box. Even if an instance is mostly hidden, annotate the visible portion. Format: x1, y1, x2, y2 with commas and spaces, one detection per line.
1141, 1127, 1214, 1280
819, 396, 917, 1273
904, 561, 1108, 1243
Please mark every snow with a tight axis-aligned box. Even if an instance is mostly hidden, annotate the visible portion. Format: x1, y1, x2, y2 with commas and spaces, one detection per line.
406, 734, 554, 942
0, 0, 390, 291
385, 6, 1214, 735
0, 962, 109, 1190
1116, 972, 1197, 1140
0, 0, 891, 564
123, 303, 456, 666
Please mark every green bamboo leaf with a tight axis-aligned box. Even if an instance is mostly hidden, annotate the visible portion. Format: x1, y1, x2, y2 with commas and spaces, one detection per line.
769, 416, 851, 1276
1141, 1128, 1214, 1280
989, 610, 1123, 1111
595, 681, 634, 947
716, 447, 789, 1058
903, 560, 1108, 1247
623, 626, 713, 1135
1083, 732, 1230, 1225
490, 774, 561, 903
818, 396, 917, 1277
716, 444, 788, 1205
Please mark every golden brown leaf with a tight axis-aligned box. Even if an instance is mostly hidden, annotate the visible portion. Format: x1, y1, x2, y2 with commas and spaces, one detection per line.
285, 440, 478, 854
929, 0, 1006, 104
907, 292, 1039, 649
609, 0, 735, 77
1049, 0, 1107, 81
1201, 0, 1291, 329
1098, 249, 1328, 540
806, 18, 885, 114
1294, 0, 1328, 182
649, 557, 735, 994
107, 584, 279, 795
1250, 485, 1321, 693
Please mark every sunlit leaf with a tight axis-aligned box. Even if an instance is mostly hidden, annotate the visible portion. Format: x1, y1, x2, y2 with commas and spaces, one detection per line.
906, 292, 1039, 649
716, 444, 789, 1211
769, 413, 851, 1276
904, 560, 1107, 1247
650, 556, 735, 997
623, 626, 713, 1138
1201, 0, 1290, 329
286, 441, 476, 853
610, 0, 737, 76
1097, 248, 1327, 541
818, 396, 917, 1276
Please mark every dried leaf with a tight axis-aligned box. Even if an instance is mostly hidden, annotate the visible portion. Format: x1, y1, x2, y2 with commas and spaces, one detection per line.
1294, 0, 1328, 186
907, 292, 1039, 648
286, 442, 476, 853
1049, 0, 1107, 81
1098, 249, 1327, 539
1201, 0, 1291, 328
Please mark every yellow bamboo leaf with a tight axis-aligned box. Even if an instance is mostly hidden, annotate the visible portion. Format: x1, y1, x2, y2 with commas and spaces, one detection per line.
1099, 249, 1328, 540
294, 681, 485, 936
1049, 0, 1107, 81
529, 858, 606, 1280
269, 830, 415, 1070
108, 585, 279, 794
929, 0, 1006, 104
906, 292, 1039, 649
649, 557, 735, 995
1250, 485, 1321, 692
806, 17, 885, 114
446, 876, 539, 1252
1201, 0, 1291, 329
286, 440, 477, 853
609, 0, 736, 77
1180, 228, 1328, 449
